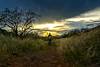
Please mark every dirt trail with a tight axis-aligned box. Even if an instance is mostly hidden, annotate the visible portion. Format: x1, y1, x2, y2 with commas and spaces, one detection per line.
5, 46, 72, 67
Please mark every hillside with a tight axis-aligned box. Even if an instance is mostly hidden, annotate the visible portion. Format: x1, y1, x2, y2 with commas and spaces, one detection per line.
0, 26, 100, 67
56, 26, 100, 67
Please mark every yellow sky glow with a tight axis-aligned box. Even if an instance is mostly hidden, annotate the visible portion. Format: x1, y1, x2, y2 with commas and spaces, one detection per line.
34, 21, 65, 30
33, 21, 66, 36
33, 8, 100, 36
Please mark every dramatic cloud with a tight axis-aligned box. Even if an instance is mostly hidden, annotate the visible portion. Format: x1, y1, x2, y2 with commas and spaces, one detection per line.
0, 0, 100, 19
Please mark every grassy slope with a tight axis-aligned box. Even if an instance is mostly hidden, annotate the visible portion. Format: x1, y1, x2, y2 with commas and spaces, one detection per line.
0, 26, 100, 67
56, 26, 100, 67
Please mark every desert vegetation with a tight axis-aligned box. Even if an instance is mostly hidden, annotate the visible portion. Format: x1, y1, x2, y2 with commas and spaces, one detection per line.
0, 8, 100, 67
0, 25, 100, 67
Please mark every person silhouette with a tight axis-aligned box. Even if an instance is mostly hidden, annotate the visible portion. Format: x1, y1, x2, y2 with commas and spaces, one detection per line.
48, 33, 52, 45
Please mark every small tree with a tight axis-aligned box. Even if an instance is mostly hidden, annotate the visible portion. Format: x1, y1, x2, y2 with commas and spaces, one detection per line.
0, 8, 40, 37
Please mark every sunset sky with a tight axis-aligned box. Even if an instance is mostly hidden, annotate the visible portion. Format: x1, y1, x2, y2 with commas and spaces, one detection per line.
0, 0, 100, 36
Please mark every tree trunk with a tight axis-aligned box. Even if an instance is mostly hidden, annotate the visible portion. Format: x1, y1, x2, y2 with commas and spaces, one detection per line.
13, 29, 18, 37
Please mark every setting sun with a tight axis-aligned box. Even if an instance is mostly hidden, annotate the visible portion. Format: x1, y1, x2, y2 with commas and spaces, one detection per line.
45, 24, 56, 29
40, 31, 60, 37
34, 22, 64, 30
33, 22, 65, 36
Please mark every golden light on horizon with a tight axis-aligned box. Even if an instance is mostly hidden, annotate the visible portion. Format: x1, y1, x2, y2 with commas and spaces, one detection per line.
33, 20, 76, 36
40, 31, 60, 37
33, 22, 65, 36
34, 22, 65, 30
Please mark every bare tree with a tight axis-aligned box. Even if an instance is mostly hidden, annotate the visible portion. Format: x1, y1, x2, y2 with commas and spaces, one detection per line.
0, 8, 40, 37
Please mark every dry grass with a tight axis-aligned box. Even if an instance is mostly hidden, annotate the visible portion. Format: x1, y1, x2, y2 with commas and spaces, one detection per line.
0, 26, 100, 67
55, 26, 100, 67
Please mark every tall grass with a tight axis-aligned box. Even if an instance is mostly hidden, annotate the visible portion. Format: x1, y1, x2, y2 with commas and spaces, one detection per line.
0, 26, 100, 67
0, 34, 48, 66
55, 27, 100, 67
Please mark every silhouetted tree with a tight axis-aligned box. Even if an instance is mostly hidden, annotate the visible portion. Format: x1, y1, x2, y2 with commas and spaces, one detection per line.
0, 8, 40, 37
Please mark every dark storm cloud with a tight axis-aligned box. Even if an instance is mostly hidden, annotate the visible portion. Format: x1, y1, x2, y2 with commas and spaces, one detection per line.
0, 0, 100, 20
19, 0, 100, 19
